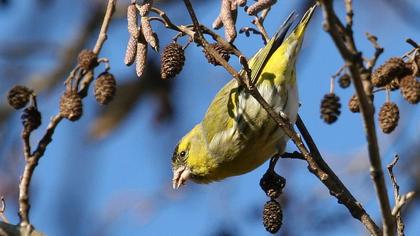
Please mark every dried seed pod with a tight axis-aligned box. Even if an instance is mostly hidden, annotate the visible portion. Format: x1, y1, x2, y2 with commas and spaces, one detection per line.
78, 50, 98, 71
399, 75, 419, 104
60, 91, 83, 121
125, 35, 137, 66
21, 106, 41, 132
320, 93, 341, 124
136, 33, 148, 77
141, 16, 159, 51
212, 16, 223, 29
127, 3, 139, 38
139, 0, 153, 16
260, 171, 286, 199
386, 78, 400, 91
220, 0, 237, 43
7, 85, 32, 109
94, 72, 116, 105
161, 42, 185, 79
203, 43, 231, 66
348, 94, 360, 113
247, 0, 277, 16
263, 200, 283, 234
372, 57, 407, 87
378, 102, 399, 134
338, 73, 351, 89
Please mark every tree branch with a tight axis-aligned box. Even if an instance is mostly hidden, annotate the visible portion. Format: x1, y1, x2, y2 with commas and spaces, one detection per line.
317, 1, 394, 235
17, 0, 117, 229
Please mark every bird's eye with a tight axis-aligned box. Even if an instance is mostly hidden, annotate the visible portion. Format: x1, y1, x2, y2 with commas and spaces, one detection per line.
180, 151, 186, 157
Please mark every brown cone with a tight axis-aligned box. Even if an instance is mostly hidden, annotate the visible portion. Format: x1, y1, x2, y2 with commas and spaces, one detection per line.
204, 43, 231, 66
95, 72, 116, 105
78, 50, 98, 71
320, 93, 341, 124
260, 171, 286, 199
338, 73, 351, 89
378, 102, 399, 134
21, 106, 41, 132
161, 43, 185, 79
399, 75, 419, 104
7, 85, 32, 109
60, 91, 83, 121
348, 94, 360, 113
372, 57, 407, 87
263, 200, 283, 234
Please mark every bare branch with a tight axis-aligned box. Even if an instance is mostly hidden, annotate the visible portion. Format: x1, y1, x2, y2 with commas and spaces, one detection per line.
317, 0, 394, 234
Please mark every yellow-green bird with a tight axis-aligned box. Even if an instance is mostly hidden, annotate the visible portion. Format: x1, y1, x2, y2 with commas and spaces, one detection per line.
172, 5, 317, 189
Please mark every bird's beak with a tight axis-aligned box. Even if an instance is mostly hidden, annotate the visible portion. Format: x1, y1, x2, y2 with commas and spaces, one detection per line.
172, 166, 191, 189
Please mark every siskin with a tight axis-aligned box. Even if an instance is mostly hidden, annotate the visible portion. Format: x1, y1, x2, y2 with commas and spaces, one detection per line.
172, 5, 317, 189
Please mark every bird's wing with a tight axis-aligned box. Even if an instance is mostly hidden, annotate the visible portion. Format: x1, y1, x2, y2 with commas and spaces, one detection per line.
201, 12, 298, 158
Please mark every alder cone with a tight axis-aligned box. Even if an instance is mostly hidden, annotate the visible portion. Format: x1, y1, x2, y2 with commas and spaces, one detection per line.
372, 57, 407, 87
338, 73, 351, 88
320, 93, 341, 124
263, 200, 283, 234
348, 94, 360, 113
260, 171, 286, 199
399, 75, 419, 104
78, 50, 98, 71
94, 72, 116, 105
204, 43, 231, 66
21, 106, 41, 132
7, 85, 32, 109
161, 43, 185, 79
378, 102, 399, 134
60, 91, 83, 121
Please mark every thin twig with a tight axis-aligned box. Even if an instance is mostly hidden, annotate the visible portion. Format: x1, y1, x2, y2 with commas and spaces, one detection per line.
366, 32, 384, 72
318, 1, 393, 234
182, 0, 380, 234
17, 0, 116, 227
387, 156, 415, 236
93, 0, 116, 54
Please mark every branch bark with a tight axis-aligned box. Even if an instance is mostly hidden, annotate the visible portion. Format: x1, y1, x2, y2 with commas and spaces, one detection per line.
17, 0, 117, 229
317, 1, 394, 235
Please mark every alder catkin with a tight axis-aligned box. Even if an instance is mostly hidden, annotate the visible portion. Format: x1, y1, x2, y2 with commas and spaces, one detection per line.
124, 35, 137, 66
141, 16, 159, 51
247, 0, 277, 16
260, 171, 286, 199
127, 3, 139, 39
203, 43, 231, 66
263, 200, 283, 234
136, 34, 148, 78
60, 91, 83, 121
78, 50, 98, 71
139, 0, 153, 16
372, 57, 407, 87
94, 72, 117, 105
21, 106, 41, 132
220, 0, 237, 43
399, 75, 419, 104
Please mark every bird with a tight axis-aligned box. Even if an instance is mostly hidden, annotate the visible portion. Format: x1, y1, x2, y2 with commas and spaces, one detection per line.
172, 5, 317, 189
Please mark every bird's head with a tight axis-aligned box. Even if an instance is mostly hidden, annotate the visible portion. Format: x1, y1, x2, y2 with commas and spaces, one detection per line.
172, 124, 217, 189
